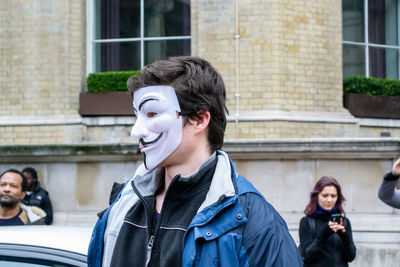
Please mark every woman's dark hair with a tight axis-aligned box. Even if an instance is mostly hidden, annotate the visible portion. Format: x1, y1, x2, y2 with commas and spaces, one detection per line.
0, 168, 28, 192
304, 176, 346, 216
127, 56, 228, 151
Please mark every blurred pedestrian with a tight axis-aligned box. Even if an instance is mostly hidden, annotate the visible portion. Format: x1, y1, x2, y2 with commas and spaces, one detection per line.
21, 167, 53, 225
298, 176, 356, 266
378, 157, 400, 208
0, 169, 46, 226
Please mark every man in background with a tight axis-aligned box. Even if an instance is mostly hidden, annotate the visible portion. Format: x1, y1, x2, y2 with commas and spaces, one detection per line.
22, 167, 53, 225
0, 169, 46, 225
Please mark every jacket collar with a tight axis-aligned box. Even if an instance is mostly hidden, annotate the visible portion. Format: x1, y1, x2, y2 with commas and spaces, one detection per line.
197, 150, 236, 212
184, 151, 246, 241
115, 150, 237, 222
104, 150, 233, 236
131, 152, 218, 198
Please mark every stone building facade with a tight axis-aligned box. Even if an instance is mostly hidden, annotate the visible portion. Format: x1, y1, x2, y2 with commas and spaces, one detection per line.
1, 0, 400, 145
1, 1, 400, 265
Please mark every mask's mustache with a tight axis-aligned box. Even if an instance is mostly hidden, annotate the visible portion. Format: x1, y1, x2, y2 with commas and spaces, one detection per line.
139, 133, 163, 146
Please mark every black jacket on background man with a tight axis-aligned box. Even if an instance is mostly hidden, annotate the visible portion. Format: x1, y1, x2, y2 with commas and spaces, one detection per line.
22, 182, 53, 225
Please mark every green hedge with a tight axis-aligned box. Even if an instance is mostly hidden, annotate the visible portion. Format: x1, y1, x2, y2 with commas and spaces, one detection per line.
343, 75, 400, 96
87, 71, 140, 92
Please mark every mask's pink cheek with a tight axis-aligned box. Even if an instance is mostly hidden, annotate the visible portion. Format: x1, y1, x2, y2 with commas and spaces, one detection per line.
149, 115, 174, 133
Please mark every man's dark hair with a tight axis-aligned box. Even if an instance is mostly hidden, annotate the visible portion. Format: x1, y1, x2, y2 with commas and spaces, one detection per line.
127, 56, 228, 151
0, 168, 28, 192
22, 167, 38, 180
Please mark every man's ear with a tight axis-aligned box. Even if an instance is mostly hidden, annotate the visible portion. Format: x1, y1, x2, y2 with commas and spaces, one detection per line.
20, 191, 26, 200
193, 110, 211, 131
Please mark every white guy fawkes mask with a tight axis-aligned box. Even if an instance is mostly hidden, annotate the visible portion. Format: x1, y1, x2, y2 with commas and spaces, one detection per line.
131, 86, 183, 170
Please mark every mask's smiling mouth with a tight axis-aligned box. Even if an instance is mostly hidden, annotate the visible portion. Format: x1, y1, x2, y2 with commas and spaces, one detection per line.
139, 133, 163, 149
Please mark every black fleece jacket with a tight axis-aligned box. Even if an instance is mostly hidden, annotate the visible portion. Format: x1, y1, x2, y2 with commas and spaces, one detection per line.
299, 213, 356, 267
110, 156, 217, 267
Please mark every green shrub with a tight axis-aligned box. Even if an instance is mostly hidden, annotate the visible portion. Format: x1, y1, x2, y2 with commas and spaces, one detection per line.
87, 71, 140, 92
343, 75, 400, 96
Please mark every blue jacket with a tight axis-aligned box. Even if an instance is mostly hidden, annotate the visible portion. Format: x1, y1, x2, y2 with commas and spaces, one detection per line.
88, 151, 302, 266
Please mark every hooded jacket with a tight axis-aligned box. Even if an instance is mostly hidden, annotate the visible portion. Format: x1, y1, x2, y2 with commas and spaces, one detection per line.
88, 150, 302, 267
22, 181, 53, 225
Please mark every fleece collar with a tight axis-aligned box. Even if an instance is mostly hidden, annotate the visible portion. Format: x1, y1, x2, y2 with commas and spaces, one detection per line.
107, 150, 237, 233
132, 152, 218, 198
102, 150, 237, 266
130, 150, 236, 211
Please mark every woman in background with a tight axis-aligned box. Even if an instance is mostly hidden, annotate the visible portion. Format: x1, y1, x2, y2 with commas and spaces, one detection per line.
299, 176, 356, 267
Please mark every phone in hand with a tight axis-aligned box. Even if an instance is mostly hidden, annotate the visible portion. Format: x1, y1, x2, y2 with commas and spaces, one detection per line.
330, 213, 342, 223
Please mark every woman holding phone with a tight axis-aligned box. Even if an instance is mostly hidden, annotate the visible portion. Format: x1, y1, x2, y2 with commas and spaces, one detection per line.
299, 176, 356, 266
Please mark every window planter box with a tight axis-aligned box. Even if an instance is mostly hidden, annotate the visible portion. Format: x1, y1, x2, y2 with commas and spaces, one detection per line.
344, 93, 400, 119
79, 92, 134, 116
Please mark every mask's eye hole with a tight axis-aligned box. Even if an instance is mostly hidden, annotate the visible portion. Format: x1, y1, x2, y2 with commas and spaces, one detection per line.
147, 112, 157, 118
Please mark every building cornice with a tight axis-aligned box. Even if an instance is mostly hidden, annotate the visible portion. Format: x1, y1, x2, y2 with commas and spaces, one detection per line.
1, 112, 400, 128
223, 138, 400, 159
227, 110, 358, 124
0, 138, 398, 163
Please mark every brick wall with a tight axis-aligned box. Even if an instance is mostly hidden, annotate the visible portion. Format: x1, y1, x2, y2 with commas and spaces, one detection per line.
0, 125, 84, 145
193, 0, 344, 113
0, 0, 399, 145
0, 0, 84, 117
226, 121, 400, 139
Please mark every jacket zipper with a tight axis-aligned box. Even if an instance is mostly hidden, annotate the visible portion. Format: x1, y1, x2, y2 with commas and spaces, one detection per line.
144, 203, 155, 267
145, 235, 155, 267
133, 175, 181, 267
131, 180, 156, 267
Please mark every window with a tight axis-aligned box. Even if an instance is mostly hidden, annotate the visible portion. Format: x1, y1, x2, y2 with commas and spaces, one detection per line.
343, 0, 400, 79
87, 0, 191, 73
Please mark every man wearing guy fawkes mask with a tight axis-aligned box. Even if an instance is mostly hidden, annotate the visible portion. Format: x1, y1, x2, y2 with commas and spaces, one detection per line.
88, 56, 302, 267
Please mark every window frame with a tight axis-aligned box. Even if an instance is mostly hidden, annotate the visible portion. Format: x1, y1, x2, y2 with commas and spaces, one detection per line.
86, 0, 191, 74
342, 0, 400, 78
